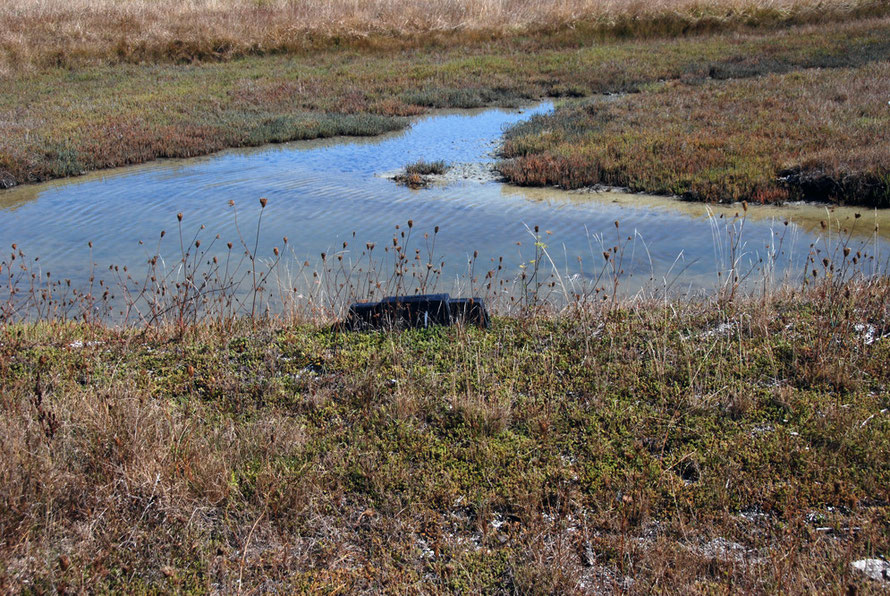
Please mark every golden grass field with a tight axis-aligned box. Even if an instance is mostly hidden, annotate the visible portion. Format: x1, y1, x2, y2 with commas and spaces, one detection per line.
1, 0, 887, 71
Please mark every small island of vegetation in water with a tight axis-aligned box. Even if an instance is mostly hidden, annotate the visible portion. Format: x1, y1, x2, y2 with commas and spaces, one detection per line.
393, 159, 451, 188
1, 0, 889, 592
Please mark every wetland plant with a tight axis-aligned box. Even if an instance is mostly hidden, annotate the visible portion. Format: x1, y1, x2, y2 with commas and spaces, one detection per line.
394, 160, 450, 188
1, 200, 885, 328
1, 236, 889, 592
405, 160, 449, 176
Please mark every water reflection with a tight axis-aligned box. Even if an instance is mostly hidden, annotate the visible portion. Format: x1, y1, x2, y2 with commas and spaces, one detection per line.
0, 101, 886, 316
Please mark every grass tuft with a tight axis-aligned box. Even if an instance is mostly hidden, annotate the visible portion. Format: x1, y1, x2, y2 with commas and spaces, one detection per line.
405, 159, 449, 176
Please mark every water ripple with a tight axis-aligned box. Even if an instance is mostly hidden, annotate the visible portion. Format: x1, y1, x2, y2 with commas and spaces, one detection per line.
1, 102, 887, 301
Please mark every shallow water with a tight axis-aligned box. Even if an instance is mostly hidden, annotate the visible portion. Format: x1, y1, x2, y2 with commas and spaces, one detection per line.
1, 102, 888, 315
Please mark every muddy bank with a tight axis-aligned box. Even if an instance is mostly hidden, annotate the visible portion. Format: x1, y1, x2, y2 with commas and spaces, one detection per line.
780, 167, 890, 208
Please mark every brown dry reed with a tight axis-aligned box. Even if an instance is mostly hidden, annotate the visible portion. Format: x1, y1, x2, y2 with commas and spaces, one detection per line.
2, 201, 886, 331
1, 0, 888, 72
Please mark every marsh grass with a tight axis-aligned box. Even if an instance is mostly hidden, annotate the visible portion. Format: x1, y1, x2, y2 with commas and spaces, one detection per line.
393, 160, 450, 188
405, 160, 449, 176
3, 5, 890, 582
498, 60, 890, 206
0, 261, 887, 591
1, 202, 889, 590
2, 0, 888, 71
3, 17, 890, 195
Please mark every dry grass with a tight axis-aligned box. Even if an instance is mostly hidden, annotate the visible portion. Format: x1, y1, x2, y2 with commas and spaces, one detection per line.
1, 197, 888, 590
1, 0, 888, 71
2, 17, 890, 192
1, 276, 888, 591
2, 2, 889, 589
499, 60, 890, 206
